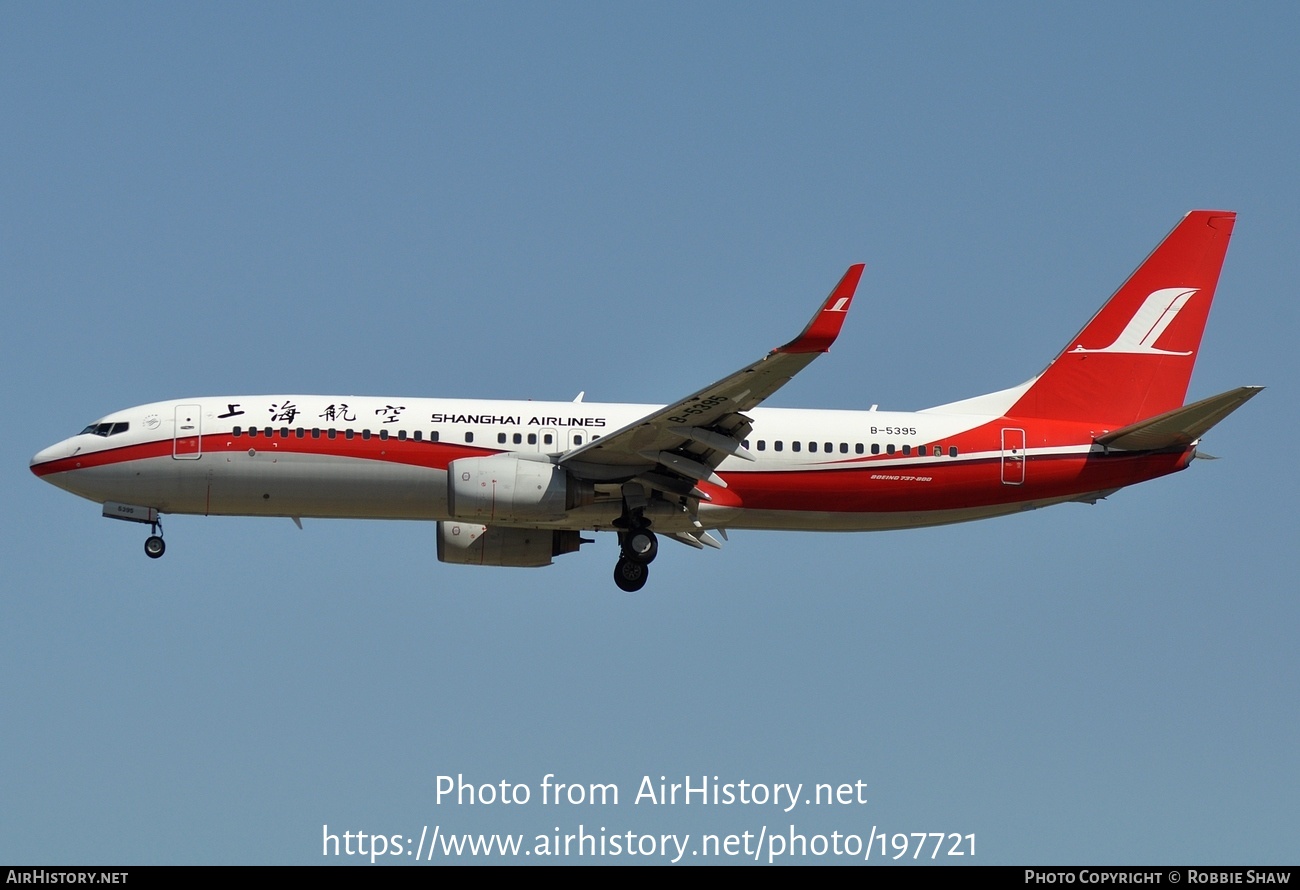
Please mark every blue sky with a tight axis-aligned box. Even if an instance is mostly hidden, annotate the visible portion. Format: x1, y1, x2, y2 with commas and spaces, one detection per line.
3, 3, 1296, 864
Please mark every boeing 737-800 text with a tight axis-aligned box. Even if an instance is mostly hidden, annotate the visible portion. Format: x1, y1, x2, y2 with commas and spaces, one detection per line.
31, 210, 1260, 591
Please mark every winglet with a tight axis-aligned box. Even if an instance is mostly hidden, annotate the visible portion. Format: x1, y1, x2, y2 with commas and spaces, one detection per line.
774, 264, 865, 354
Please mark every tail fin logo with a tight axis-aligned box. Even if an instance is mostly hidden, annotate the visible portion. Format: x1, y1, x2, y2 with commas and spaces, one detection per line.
1073, 287, 1198, 356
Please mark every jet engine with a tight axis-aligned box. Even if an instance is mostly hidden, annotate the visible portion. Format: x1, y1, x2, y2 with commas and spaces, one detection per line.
436, 521, 584, 567
447, 456, 593, 522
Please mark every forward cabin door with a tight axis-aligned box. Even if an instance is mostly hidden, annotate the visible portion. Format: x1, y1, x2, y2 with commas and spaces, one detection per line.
173, 404, 203, 459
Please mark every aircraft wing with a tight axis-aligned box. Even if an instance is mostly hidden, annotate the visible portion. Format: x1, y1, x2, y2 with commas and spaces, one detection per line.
558, 264, 864, 493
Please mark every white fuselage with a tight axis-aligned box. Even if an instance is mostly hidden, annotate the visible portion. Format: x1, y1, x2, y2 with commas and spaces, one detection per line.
30, 393, 1185, 535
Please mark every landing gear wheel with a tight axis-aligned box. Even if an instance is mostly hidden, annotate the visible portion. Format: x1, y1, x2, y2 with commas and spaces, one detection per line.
613, 557, 649, 592
144, 535, 166, 559
624, 528, 658, 564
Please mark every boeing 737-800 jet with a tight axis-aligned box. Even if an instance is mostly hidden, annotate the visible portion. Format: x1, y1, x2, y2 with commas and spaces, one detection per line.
31, 210, 1260, 591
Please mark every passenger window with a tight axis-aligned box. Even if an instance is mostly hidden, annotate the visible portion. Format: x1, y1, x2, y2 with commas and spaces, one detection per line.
264, 427, 273, 437
871, 443, 880, 455
513, 433, 522, 444
413, 430, 422, 442
824, 442, 832, 453
809, 442, 818, 453
233, 426, 242, 436
379, 429, 389, 441
886, 444, 895, 455
774, 441, 784, 452
855, 443, 864, 454
792, 442, 802, 452
327, 429, 336, 439
544, 433, 553, 445
840, 443, 848, 453
902, 445, 911, 456
362, 430, 371, 440
757, 440, 766, 451
296, 428, 305, 438
465, 432, 474, 443
528, 433, 537, 445
498, 433, 507, 444
949, 445, 958, 457
574, 435, 583, 445
396, 430, 406, 441
345, 429, 354, 439
312, 428, 321, 439
431, 431, 439, 442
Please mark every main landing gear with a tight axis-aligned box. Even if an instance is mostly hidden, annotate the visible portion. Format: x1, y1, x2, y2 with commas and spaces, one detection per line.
613, 517, 658, 593
613, 556, 648, 592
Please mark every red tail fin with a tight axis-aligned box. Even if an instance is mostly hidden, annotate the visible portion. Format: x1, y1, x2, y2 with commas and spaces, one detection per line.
1009, 210, 1236, 426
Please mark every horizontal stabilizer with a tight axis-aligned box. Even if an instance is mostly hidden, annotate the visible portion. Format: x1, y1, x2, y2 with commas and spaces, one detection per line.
1096, 386, 1262, 451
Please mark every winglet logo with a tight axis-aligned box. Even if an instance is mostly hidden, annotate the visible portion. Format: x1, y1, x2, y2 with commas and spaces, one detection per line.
1073, 287, 1198, 355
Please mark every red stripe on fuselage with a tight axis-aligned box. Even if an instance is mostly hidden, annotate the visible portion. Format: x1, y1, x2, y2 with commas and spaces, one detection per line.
30, 432, 496, 478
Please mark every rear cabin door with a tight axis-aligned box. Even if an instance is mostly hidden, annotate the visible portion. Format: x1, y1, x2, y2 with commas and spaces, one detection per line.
1001, 427, 1025, 485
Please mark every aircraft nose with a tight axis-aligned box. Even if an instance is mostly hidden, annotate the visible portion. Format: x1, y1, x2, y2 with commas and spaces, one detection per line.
30, 440, 71, 475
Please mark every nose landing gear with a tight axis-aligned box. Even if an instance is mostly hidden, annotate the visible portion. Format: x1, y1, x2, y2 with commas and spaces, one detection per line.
102, 502, 168, 559
144, 518, 165, 559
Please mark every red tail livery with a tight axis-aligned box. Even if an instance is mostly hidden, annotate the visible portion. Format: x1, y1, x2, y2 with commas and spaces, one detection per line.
1009, 210, 1236, 425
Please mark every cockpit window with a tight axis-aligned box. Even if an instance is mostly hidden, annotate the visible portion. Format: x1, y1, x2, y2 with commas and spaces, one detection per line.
79, 422, 130, 437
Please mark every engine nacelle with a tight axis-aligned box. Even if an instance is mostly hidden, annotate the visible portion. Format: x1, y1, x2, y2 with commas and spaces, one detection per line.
447, 455, 592, 522
436, 521, 584, 567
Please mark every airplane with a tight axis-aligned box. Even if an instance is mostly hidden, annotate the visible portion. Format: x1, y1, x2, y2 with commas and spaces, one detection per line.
30, 210, 1261, 592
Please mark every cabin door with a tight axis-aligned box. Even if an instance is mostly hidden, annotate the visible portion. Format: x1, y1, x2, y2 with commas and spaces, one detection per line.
1001, 427, 1025, 485
173, 404, 203, 459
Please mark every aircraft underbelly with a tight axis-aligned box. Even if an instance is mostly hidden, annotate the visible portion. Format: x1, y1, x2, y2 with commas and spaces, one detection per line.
55, 453, 449, 520
725, 499, 1082, 532
209, 454, 445, 519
